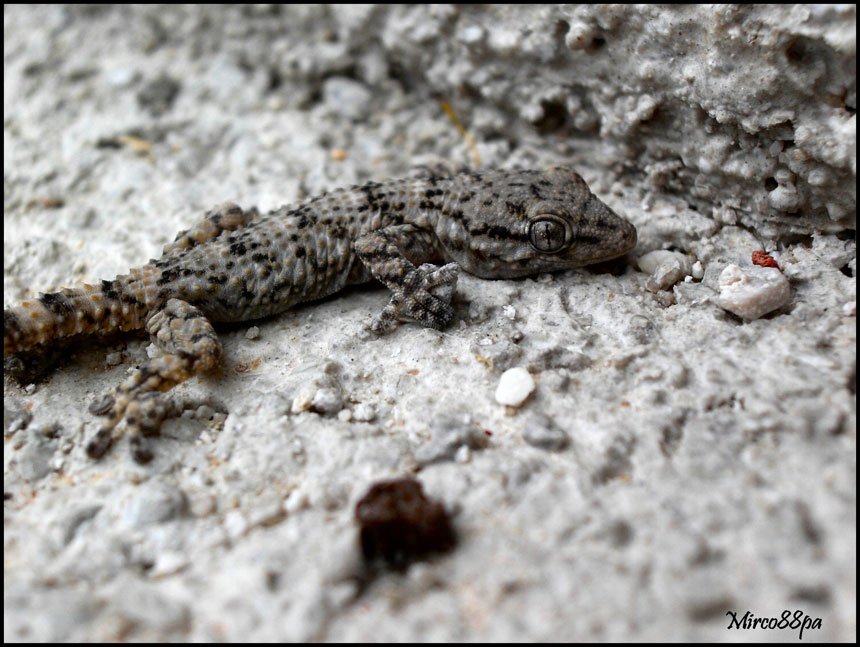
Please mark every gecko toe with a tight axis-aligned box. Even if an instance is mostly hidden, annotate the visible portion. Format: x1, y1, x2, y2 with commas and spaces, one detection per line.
85, 427, 114, 459
130, 435, 154, 464
88, 393, 115, 416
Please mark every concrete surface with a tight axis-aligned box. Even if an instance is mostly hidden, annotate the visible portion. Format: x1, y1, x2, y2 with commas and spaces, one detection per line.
4, 5, 855, 641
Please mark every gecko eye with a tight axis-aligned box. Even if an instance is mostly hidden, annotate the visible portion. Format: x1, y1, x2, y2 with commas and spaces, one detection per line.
527, 215, 572, 253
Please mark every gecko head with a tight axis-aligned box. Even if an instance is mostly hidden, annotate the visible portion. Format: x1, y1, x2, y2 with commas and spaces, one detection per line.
524, 167, 637, 268
461, 167, 637, 278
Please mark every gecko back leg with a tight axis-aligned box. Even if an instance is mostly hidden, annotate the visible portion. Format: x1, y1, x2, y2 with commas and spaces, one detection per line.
85, 298, 223, 463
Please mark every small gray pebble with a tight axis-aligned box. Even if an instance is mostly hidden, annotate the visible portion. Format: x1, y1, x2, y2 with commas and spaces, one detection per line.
523, 414, 569, 451
17, 436, 56, 482
4, 398, 33, 435
415, 413, 487, 464
310, 387, 343, 415
122, 483, 188, 527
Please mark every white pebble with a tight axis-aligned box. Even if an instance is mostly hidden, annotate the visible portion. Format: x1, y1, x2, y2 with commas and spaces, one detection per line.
459, 25, 484, 44
454, 445, 471, 463
107, 67, 138, 88
768, 183, 800, 212
645, 260, 686, 292
337, 409, 352, 422
716, 264, 791, 320
149, 551, 189, 578
352, 402, 376, 422
245, 326, 260, 340
223, 510, 248, 540
691, 260, 704, 280
311, 387, 343, 415
494, 367, 535, 407
636, 250, 692, 276
291, 385, 316, 414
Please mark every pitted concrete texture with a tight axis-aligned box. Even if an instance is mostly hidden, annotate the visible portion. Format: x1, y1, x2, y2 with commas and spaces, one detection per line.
4, 5, 855, 642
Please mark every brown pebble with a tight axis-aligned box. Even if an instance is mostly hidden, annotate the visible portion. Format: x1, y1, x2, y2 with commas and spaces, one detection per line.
355, 477, 455, 569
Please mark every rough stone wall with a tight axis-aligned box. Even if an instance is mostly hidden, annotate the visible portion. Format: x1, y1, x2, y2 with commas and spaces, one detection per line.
6, 5, 856, 240
376, 4, 856, 237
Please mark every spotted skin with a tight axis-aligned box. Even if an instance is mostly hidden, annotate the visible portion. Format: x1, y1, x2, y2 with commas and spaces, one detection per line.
4, 167, 637, 462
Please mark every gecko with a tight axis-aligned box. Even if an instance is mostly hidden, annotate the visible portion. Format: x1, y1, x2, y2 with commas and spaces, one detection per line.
4, 166, 637, 463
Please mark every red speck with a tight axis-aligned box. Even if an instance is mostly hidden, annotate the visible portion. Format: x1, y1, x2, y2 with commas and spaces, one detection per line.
752, 250, 779, 269
475, 422, 492, 436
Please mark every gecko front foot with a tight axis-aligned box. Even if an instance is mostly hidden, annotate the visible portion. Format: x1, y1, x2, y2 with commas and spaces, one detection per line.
371, 262, 460, 335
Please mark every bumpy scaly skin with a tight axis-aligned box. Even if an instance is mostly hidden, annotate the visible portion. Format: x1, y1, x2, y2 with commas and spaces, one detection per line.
4, 167, 637, 462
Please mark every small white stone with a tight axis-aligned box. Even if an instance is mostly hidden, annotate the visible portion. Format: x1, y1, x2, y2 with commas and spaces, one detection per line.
352, 402, 376, 422
284, 488, 310, 515
223, 510, 248, 539
716, 264, 791, 320
459, 25, 484, 44
107, 67, 138, 88
767, 184, 800, 212
843, 301, 856, 316
645, 260, 686, 292
636, 250, 692, 276
245, 326, 260, 340
495, 367, 535, 407
149, 551, 189, 577
691, 261, 705, 280
564, 20, 599, 51
291, 385, 316, 414
311, 387, 342, 415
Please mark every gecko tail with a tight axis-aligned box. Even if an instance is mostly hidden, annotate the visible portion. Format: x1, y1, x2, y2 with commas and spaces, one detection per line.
4, 280, 147, 356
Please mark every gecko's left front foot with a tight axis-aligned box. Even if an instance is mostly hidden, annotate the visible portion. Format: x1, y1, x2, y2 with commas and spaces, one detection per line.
371, 262, 460, 335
